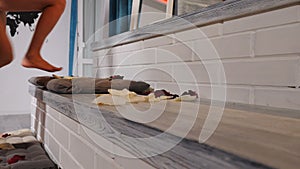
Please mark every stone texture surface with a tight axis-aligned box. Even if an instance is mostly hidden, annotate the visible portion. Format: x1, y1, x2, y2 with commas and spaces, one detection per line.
29, 86, 300, 169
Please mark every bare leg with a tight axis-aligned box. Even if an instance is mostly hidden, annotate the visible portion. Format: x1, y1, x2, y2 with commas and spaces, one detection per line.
1, 0, 66, 72
0, 10, 13, 68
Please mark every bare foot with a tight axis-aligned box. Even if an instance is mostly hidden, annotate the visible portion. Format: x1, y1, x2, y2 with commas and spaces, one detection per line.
22, 56, 62, 72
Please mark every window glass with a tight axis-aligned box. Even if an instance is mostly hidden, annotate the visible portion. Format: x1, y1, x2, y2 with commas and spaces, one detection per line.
109, 0, 133, 36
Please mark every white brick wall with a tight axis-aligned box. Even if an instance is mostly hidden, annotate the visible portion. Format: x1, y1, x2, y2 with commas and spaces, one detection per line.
254, 23, 300, 56
156, 83, 251, 104
31, 98, 154, 169
95, 67, 115, 78
174, 23, 223, 42
157, 42, 194, 63
223, 5, 300, 34
69, 134, 95, 169
172, 62, 214, 84
60, 148, 84, 169
254, 87, 300, 110
110, 41, 143, 54
193, 32, 254, 60
143, 36, 174, 48
112, 48, 156, 66
221, 57, 300, 86
112, 64, 174, 82
54, 121, 69, 149
133, 64, 174, 82
93, 5, 300, 110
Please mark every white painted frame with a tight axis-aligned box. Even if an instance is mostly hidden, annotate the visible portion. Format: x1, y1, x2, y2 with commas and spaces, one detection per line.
130, 0, 175, 30
77, 0, 175, 76
77, 0, 110, 77
166, 0, 175, 18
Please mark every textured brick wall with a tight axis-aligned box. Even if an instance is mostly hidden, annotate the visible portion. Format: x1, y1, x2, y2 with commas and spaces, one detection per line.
30, 98, 153, 169
93, 5, 300, 110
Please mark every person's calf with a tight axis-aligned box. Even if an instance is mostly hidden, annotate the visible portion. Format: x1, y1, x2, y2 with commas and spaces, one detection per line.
47, 0, 66, 12
0, 2, 4, 12
55, 0, 66, 9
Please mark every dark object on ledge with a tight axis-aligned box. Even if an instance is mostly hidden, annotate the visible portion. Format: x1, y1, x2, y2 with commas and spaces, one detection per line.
182, 90, 199, 98
29, 76, 151, 95
154, 89, 179, 99
109, 75, 124, 80
28, 76, 55, 89
0, 143, 57, 169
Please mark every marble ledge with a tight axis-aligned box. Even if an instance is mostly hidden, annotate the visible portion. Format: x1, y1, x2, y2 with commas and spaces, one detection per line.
29, 85, 300, 169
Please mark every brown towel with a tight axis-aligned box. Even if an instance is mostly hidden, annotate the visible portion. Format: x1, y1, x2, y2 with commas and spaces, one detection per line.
45, 78, 151, 95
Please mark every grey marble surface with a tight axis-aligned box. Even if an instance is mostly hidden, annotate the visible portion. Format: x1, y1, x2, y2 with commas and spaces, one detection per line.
92, 0, 300, 51
0, 114, 30, 133
178, 0, 223, 15
28, 86, 277, 169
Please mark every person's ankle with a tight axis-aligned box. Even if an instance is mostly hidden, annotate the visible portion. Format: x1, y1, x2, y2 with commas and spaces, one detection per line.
0, 57, 13, 68
25, 51, 40, 59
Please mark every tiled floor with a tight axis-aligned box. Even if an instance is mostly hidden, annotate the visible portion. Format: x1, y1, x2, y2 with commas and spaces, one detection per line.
0, 114, 30, 133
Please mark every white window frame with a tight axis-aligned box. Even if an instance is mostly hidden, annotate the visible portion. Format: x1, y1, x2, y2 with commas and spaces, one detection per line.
130, 0, 174, 30
76, 0, 174, 77
76, 0, 110, 77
